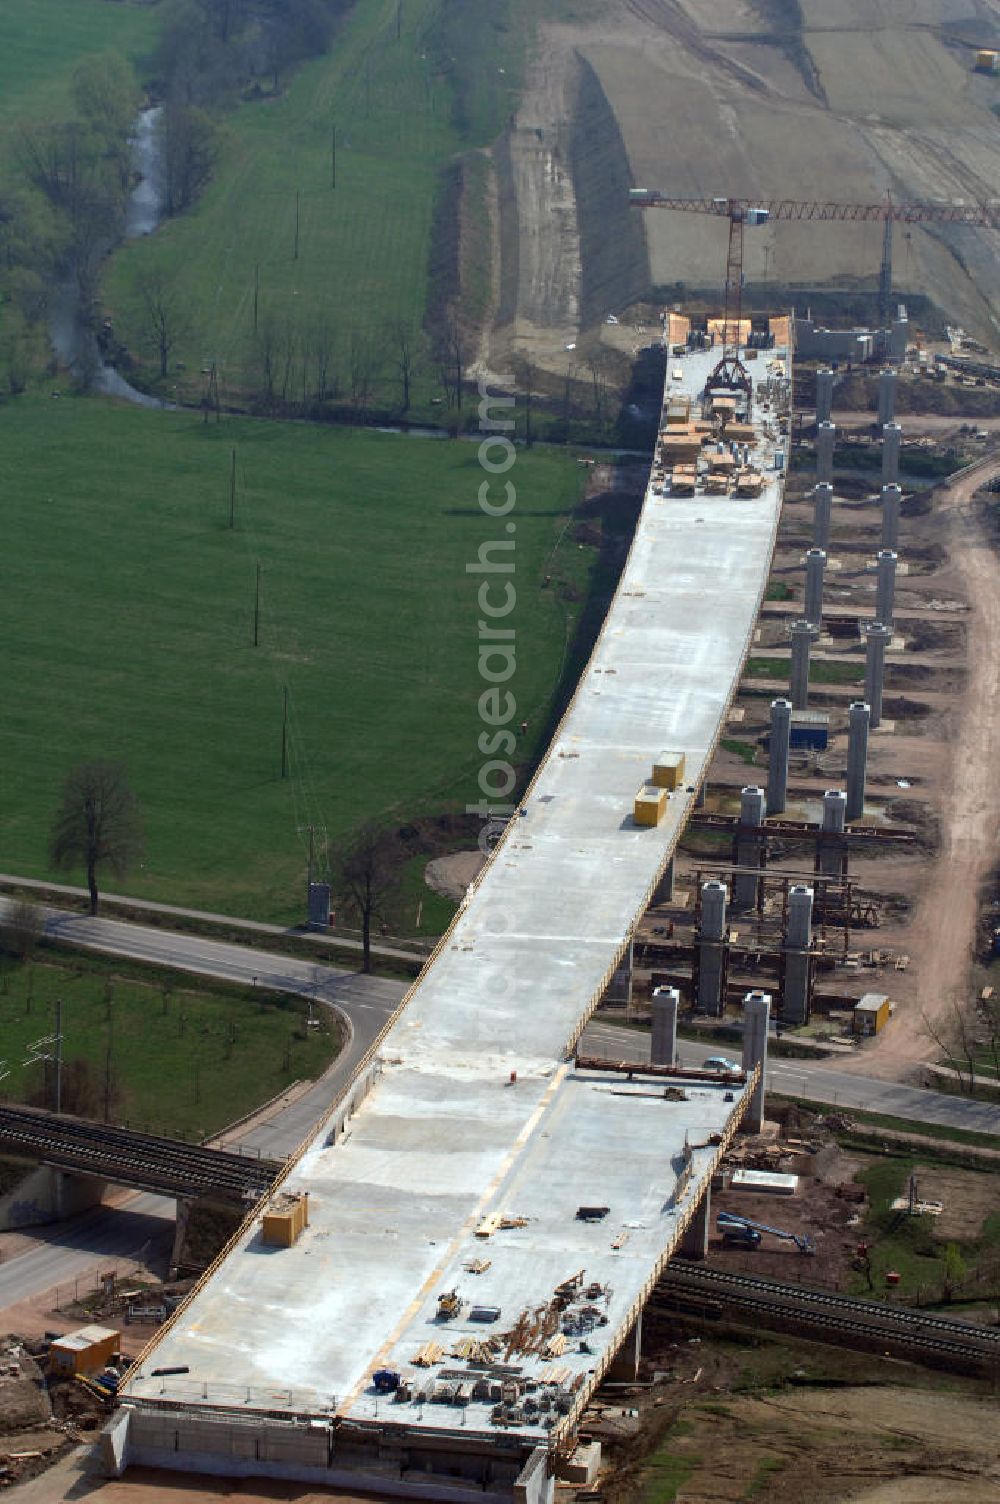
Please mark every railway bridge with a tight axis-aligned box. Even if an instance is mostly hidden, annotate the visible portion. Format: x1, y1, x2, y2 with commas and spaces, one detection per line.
0, 1104, 282, 1203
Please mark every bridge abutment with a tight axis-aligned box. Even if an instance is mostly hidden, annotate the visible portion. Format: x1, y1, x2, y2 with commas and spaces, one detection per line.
0, 1164, 106, 1231
515, 1446, 555, 1504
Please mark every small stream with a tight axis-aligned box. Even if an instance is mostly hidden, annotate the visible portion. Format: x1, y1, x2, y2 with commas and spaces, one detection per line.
50, 104, 168, 407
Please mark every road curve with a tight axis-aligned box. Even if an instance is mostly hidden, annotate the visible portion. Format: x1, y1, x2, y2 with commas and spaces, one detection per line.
1, 897, 406, 1110
0, 901, 407, 1312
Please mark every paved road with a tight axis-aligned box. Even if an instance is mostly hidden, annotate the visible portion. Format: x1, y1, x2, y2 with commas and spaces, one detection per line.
0, 903, 407, 1310
0, 872, 427, 966
3, 913, 996, 1314
0, 1194, 173, 1311
581, 1021, 1000, 1135
10, 899, 407, 1097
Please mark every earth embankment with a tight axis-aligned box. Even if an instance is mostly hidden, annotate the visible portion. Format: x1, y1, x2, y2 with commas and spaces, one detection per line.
490, 0, 1000, 372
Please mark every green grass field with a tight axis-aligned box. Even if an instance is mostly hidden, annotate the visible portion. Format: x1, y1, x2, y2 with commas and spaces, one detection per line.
851, 1154, 1000, 1302
0, 394, 590, 921
0, 952, 338, 1139
104, 0, 537, 407
0, 0, 158, 134
745, 656, 864, 686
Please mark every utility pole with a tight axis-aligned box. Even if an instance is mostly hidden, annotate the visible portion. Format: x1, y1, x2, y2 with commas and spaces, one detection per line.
53, 997, 63, 1115
307, 824, 315, 886
331, 125, 336, 189
103, 1002, 114, 1122
294, 190, 300, 260
396, 1, 402, 39
253, 561, 261, 646
229, 448, 237, 528
253, 262, 260, 332
281, 687, 289, 779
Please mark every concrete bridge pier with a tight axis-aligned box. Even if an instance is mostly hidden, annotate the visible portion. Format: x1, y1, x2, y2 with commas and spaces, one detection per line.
652, 855, 675, 905
817, 790, 848, 878
607, 1313, 644, 1381
767, 698, 791, 815
741, 990, 771, 1133
651, 987, 679, 1067
602, 938, 634, 1014
696, 881, 728, 1015
813, 483, 833, 549
680, 1186, 710, 1259
171, 1195, 193, 1273
732, 786, 766, 908
783, 879, 816, 1027
880, 483, 901, 549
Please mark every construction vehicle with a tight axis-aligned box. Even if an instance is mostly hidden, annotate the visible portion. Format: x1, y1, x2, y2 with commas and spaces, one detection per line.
717, 1210, 815, 1254
437, 1290, 463, 1320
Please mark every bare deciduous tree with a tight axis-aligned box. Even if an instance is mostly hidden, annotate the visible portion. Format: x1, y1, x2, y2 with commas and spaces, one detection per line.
586, 349, 614, 432
311, 313, 336, 405
49, 761, 144, 916
253, 316, 278, 408
514, 355, 535, 447
163, 103, 219, 214
334, 823, 399, 974
393, 321, 415, 413
921, 999, 980, 1095
0, 896, 43, 961
278, 315, 296, 406
137, 267, 188, 378
348, 330, 381, 419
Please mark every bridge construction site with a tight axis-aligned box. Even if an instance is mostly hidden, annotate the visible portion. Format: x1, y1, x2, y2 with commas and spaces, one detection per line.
607, 226, 999, 1044
100, 336, 791, 1500
97, 249, 1000, 1495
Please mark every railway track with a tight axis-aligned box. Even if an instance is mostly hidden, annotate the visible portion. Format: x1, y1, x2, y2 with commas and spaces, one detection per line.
0, 1104, 282, 1200
653, 1262, 1000, 1373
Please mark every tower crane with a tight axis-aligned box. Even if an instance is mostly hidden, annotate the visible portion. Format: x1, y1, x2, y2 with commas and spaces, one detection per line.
630, 191, 1000, 397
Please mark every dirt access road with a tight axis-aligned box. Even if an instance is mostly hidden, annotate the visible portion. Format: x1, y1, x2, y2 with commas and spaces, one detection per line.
848, 454, 1000, 1079
487, 0, 1000, 379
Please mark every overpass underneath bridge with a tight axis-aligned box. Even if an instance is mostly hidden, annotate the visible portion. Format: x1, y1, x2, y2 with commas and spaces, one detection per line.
106, 341, 791, 1502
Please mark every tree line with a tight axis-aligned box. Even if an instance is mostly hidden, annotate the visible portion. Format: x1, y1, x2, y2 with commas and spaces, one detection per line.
237, 310, 468, 422
0, 54, 142, 395
0, 2, 355, 398
156, 0, 353, 109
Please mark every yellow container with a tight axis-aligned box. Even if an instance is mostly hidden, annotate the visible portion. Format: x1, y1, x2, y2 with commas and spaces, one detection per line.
262, 1191, 309, 1247
852, 995, 890, 1036
652, 751, 685, 790
49, 1324, 120, 1375
634, 783, 667, 827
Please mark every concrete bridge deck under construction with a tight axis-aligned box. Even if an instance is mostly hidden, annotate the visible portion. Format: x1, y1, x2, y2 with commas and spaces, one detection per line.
108, 342, 790, 1500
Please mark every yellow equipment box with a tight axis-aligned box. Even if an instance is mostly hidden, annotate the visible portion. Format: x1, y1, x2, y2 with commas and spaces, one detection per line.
652, 751, 685, 790
262, 1191, 310, 1247
634, 784, 667, 827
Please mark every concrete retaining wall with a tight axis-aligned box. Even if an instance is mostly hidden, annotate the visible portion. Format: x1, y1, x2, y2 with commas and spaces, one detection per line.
0, 1165, 106, 1230
116, 1407, 527, 1501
